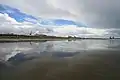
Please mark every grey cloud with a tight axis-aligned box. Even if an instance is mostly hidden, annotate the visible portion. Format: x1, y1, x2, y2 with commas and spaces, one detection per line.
77, 0, 120, 28
105, 29, 120, 37
0, 0, 75, 19
1, 0, 120, 37
43, 0, 120, 29
1, 0, 120, 29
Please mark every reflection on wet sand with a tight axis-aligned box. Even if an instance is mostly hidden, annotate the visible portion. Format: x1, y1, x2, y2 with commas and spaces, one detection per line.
1, 40, 120, 80
1, 50, 120, 80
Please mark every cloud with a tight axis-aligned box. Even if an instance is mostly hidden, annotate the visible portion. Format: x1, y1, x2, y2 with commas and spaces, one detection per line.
48, 26, 108, 37
0, 0, 76, 20
0, 13, 110, 37
45, 0, 120, 29
0, 0, 120, 37
1, 0, 120, 28
0, 13, 49, 34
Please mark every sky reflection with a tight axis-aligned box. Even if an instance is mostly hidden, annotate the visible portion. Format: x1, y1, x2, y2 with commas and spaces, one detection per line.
0, 40, 120, 62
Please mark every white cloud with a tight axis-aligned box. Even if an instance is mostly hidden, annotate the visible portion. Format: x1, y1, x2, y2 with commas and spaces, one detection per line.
0, 13, 19, 24
46, 26, 108, 37
0, 13, 110, 37
1, 0, 119, 28
0, 0, 76, 20
1, 0, 120, 37
0, 13, 47, 34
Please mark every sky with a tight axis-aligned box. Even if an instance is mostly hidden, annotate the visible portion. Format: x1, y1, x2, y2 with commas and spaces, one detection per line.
0, 0, 120, 37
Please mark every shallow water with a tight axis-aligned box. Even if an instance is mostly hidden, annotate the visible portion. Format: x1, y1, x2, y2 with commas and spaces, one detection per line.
0, 40, 120, 80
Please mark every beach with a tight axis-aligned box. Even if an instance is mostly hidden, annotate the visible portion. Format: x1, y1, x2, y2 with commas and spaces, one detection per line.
0, 40, 120, 80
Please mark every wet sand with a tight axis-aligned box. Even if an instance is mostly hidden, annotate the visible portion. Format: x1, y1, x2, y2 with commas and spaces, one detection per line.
1, 50, 120, 80
0, 38, 112, 42
0, 39, 65, 42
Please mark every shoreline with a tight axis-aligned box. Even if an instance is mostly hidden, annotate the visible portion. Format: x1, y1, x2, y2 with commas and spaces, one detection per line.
0, 38, 119, 42
0, 34, 119, 42
0, 39, 66, 42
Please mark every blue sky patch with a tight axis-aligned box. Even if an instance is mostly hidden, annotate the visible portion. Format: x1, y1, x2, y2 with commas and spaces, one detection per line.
0, 4, 86, 27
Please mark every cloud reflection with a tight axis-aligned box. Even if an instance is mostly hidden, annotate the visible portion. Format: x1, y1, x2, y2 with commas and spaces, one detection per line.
0, 40, 120, 62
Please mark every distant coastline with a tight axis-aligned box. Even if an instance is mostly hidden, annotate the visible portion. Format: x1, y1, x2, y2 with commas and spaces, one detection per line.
0, 34, 119, 42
